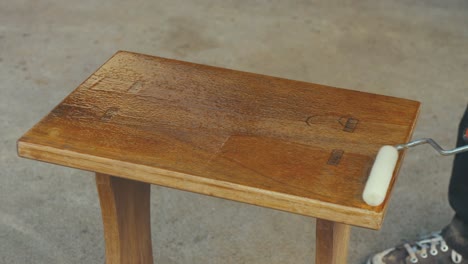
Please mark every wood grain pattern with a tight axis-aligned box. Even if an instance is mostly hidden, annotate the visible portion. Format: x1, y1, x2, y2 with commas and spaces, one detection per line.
18, 51, 420, 229
96, 173, 153, 264
316, 219, 351, 264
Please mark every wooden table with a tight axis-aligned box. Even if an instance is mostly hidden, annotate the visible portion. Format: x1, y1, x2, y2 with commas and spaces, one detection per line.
18, 51, 420, 263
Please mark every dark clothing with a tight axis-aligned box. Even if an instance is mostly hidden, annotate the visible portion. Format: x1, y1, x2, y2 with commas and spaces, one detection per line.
449, 105, 468, 223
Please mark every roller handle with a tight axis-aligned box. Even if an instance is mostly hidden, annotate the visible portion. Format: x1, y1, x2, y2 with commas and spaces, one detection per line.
364, 136, 468, 206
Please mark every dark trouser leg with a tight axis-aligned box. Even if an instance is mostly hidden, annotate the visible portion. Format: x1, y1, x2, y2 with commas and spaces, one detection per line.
444, 105, 468, 257
449, 105, 468, 223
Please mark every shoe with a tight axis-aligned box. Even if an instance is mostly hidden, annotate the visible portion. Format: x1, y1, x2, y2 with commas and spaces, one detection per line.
366, 231, 465, 263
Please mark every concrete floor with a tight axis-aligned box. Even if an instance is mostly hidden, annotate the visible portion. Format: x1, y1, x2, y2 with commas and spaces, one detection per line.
1, 0, 468, 263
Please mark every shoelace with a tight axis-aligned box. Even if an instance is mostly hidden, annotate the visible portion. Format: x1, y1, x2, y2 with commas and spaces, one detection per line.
403, 233, 463, 263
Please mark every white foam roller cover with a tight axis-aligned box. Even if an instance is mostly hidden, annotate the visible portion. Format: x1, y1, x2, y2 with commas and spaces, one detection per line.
363, 146, 399, 206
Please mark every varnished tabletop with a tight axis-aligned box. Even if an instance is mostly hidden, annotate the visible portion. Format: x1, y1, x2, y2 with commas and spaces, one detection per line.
18, 51, 420, 229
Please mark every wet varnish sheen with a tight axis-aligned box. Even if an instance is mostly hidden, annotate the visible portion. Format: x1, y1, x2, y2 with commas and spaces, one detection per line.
18, 51, 420, 229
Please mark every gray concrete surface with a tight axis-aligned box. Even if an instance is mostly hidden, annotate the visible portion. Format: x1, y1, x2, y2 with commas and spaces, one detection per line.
1, 0, 467, 263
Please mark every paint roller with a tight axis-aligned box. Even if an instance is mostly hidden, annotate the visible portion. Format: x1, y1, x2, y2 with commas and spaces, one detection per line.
363, 130, 468, 207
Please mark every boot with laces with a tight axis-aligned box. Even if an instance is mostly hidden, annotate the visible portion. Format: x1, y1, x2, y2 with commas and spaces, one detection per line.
367, 216, 468, 264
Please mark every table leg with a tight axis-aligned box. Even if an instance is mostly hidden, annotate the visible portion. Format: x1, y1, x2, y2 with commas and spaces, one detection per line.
95, 173, 153, 264
315, 219, 351, 264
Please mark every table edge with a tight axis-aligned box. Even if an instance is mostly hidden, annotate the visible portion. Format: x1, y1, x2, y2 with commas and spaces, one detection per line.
17, 139, 384, 229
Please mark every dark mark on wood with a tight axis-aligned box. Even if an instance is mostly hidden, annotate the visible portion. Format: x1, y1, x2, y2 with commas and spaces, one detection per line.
51, 106, 65, 117
305, 116, 314, 126
51, 104, 94, 120
327, 149, 344, 166
101, 107, 119, 121
338, 116, 359, 132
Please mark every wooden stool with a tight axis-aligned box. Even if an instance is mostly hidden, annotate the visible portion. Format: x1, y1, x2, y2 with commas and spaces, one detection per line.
18, 51, 420, 263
